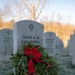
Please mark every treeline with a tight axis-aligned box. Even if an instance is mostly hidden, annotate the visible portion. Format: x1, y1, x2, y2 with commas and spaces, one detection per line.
0, 19, 14, 29
0, 20, 75, 47
42, 21, 75, 47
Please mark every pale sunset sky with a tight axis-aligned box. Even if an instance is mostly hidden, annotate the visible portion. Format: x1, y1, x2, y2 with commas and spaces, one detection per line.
0, 0, 75, 24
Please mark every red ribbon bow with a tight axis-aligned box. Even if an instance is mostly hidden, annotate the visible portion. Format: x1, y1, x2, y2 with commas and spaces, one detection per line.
24, 46, 50, 74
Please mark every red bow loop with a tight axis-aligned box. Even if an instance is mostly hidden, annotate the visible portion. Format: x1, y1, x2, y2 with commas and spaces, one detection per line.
24, 46, 31, 55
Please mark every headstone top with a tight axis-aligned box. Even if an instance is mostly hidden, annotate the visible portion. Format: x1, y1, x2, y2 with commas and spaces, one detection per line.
15, 20, 43, 27
45, 32, 56, 35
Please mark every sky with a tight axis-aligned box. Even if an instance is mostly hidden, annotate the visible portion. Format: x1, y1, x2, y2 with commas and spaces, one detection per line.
40, 0, 75, 24
54, 0, 75, 24
0, 0, 75, 25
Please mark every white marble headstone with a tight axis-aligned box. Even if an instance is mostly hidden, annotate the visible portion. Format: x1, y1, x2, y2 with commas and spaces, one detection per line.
43, 32, 56, 56
57, 38, 63, 52
68, 30, 75, 66
13, 20, 44, 54
55, 37, 61, 54
0, 29, 13, 62
69, 34, 75, 57
69, 32, 75, 66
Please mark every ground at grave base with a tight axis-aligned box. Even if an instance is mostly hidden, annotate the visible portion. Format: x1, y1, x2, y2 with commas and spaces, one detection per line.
0, 48, 75, 75
55, 48, 75, 75
0, 62, 14, 75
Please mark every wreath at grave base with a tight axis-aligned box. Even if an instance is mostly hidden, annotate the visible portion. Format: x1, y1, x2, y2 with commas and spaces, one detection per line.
11, 42, 59, 75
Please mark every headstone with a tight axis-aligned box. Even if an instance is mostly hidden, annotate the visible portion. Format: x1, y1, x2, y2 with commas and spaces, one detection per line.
13, 20, 44, 54
55, 37, 62, 54
70, 34, 75, 66
68, 30, 75, 66
67, 39, 70, 56
0, 29, 13, 62
0, 29, 13, 75
43, 32, 56, 56
69, 34, 75, 57
67, 39, 70, 50
59, 38, 64, 51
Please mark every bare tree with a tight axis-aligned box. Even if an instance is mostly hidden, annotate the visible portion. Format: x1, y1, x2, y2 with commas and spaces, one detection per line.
21, 0, 47, 20
2, 0, 26, 21
2, 0, 47, 21
0, 7, 4, 20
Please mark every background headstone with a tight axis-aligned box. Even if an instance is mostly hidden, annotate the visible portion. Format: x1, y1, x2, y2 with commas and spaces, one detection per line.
43, 32, 56, 56
0, 29, 13, 75
55, 37, 62, 54
69, 34, 74, 57
67, 30, 75, 66
0, 29, 13, 62
13, 20, 44, 54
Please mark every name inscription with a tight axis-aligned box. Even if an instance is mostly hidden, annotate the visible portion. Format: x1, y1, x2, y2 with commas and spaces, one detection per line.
21, 36, 40, 44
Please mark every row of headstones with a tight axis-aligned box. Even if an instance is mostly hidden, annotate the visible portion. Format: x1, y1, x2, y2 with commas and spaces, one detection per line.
68, 30, 75, 66
0, 20, 64, 62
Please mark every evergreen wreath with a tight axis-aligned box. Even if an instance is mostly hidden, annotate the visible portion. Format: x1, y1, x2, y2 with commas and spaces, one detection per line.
11, 42, 59, 75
